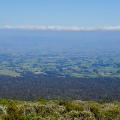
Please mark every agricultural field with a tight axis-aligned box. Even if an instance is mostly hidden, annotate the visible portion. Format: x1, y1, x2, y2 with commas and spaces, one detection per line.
0, 35, 120, 102
0, 48, 120, 78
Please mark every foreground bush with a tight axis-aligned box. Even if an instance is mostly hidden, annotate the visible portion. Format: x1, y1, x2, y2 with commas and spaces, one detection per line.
90, 105, 103, 120
64, 101, 84, 113
3, 103, 26, 120
104, 109, 120, 120
0, 98, 120, 120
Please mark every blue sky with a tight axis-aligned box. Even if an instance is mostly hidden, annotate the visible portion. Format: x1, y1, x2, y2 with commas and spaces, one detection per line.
0, 0, 120, 29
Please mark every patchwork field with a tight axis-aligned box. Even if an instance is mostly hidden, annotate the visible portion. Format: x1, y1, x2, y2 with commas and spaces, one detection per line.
0, 49, 120, 78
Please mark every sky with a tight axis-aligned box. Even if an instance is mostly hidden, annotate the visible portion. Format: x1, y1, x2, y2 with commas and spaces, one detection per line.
0, 0, 120, 30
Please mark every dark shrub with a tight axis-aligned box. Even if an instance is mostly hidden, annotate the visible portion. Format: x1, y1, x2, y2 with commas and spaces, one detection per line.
104, 109, 120, 120
3, 103, 26, 120
90, 105, 101, 119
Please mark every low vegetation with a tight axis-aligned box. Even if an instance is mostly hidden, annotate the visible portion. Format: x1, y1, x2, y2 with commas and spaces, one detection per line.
0, 97, 120, 120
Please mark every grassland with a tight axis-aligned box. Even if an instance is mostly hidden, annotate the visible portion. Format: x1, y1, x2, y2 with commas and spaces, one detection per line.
0, 49, 120, 78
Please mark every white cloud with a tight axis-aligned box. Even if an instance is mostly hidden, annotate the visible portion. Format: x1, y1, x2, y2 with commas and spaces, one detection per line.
101, 26, 120, 30
2, 25, 120, 31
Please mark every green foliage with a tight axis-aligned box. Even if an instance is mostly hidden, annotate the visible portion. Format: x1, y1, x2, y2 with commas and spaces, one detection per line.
36, 106, 56, 117
36, 97, 47, 104
2, 115, 10, 120
112, 101, 119, 105
0, 97, 120, 119
68, 111, 94, 120
64, 102, 74, 112
74, 104, 84, 111
3, 103, 26, 120
0, 108, 4, 117
97, 100, 109, 104
58, 100, 70, 106
104, 109, 120, 120
0, 97, 25, 105
0, 98, 13, 105
90, 105, 101, 120
64, 101, 84, 113
26, 113, 36, 120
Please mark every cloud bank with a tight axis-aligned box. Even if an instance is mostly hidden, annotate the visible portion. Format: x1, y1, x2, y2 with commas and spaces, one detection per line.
2, 25, 120, 31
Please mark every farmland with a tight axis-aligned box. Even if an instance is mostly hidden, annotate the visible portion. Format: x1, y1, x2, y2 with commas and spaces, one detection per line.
0, 36, 120, 101
0, 48, 120, 78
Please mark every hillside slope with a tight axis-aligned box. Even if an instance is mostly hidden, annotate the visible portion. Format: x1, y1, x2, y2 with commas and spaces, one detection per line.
0, 97, 120, 120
